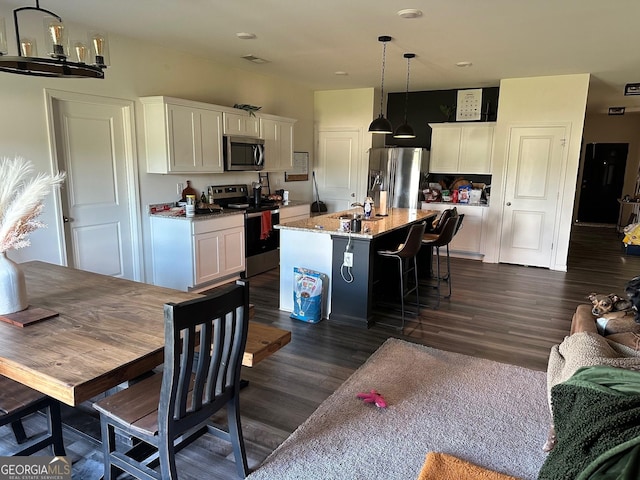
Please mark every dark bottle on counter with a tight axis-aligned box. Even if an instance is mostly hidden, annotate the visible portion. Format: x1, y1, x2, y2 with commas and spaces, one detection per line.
200, 191, 207, 205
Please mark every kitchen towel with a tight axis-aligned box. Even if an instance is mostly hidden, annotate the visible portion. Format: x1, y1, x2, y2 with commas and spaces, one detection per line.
260, 211, 272, 239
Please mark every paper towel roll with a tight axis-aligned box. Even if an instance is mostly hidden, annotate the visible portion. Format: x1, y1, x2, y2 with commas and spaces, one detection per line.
379, 190, 388, 216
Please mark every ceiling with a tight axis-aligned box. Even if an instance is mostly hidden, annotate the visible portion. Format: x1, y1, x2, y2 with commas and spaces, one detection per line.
4, 0, 640, 113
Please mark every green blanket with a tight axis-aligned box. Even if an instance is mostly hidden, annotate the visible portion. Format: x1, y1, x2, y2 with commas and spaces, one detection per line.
538, 365, 640, 480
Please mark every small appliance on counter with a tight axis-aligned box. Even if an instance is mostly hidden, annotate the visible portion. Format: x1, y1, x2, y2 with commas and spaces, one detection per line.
252, 181, 262, 208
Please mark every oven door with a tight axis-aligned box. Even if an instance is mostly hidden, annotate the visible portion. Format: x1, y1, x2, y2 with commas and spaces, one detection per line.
245, 209, 280, 258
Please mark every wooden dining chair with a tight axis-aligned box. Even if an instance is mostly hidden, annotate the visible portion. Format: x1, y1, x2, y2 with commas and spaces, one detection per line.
93, 280, 250, 479
0, 376, 66, 456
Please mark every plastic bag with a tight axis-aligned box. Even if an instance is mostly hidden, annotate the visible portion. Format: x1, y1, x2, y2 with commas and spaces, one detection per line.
291, 267, 326, 323
623, 223, 640, 245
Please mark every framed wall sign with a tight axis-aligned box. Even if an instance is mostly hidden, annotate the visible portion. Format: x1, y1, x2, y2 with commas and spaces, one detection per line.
285, 152, 309, 181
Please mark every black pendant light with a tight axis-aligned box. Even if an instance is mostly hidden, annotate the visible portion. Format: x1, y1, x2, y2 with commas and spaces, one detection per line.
0, 1, 107, 79
368, 35, 393, 134
394, 53, 416, 139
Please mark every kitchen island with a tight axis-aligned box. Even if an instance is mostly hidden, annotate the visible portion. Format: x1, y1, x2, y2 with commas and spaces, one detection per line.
276, 208, 437, 328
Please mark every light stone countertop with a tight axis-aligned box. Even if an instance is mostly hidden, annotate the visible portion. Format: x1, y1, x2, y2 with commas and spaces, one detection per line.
276, 207, 438, 239
148, 200, 310, 221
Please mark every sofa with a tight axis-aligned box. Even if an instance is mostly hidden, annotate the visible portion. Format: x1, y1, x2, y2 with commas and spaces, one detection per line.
538, 304, 640, 479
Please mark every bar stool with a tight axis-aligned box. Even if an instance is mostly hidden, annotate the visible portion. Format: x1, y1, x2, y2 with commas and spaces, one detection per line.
376, 221, 427, 330
421, 216, 461, 309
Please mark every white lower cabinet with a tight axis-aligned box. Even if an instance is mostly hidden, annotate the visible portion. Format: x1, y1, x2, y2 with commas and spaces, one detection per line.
150, 214, 245, 291
279, 203, 310, 223
424, 204, 487, 258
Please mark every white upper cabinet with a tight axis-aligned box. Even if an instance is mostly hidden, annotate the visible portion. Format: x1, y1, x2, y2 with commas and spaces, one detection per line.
223, 111, 260, 137
142, 96, 224, 174
260, 115, 296, 172
142, 96, 297, 174
429, 122, 495, 174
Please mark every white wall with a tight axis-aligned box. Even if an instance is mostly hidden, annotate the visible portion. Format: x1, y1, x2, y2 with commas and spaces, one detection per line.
0, 7, 314, 283
484, 74, 590, 270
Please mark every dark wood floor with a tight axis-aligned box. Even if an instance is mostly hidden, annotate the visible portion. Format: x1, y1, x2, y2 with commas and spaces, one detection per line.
2, 224, 639, 479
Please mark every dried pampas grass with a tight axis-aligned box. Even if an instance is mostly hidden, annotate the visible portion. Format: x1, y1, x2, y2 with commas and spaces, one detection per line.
0, 156, 65, 253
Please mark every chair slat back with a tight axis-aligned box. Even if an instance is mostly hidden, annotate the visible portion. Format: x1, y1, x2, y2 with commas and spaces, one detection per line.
159, 280, 249, 432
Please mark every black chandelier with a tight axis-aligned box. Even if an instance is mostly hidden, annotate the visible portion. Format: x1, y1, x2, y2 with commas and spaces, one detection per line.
0, 1, 108, 78
368, 35, 393, 134
393, 53, 416, 139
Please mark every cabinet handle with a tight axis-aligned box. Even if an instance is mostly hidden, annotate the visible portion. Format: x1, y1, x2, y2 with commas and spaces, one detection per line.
506, 202, 511, 206
63, 216, 74, 223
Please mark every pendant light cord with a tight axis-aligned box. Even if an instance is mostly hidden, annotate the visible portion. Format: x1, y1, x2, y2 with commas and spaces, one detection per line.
379, 39, 387, 116
403, 55, 411, 122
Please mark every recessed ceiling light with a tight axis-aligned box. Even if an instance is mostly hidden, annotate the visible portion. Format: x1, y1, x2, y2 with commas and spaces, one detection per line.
456, 61, 473, 67
242, 54, 269, 64
397, 9, 422, 19
236, 32, 256, 40
334, 71, 348, 76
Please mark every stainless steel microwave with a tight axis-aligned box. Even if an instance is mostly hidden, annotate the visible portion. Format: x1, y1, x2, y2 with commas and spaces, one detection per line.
224, 136, 265, 171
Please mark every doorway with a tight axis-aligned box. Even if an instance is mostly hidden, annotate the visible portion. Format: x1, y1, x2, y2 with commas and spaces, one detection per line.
45, 90, 142, 281
498, 125, 567, 268
316, 129, 363, 212
577, 143, 628, 224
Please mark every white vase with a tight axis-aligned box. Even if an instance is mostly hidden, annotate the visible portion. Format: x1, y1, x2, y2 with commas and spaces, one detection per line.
0, 252, 28, 315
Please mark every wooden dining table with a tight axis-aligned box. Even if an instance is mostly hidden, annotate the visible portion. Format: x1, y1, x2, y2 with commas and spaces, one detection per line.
0, 261, 291, 407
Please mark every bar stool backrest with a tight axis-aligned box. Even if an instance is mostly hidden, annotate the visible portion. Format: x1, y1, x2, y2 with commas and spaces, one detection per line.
427, 216, 460, 248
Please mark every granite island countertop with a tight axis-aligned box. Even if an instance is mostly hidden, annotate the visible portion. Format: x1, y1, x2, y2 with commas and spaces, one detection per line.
276, 208, 437, 239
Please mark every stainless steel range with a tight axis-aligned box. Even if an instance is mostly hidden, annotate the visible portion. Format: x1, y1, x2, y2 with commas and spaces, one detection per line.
210, 184, 280, 277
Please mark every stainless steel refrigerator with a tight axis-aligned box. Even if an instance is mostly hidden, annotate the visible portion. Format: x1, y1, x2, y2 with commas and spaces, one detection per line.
368, 147, 429, 209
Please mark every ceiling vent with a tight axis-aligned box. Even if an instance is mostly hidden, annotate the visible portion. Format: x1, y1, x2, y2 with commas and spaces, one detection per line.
624, 83, 640, 95
242, 54, 269, 64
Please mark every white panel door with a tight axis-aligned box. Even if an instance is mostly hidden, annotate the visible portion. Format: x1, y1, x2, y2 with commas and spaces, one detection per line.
499, 126, 566, 267
317, 129, 361, 212
52, 97, 138, 279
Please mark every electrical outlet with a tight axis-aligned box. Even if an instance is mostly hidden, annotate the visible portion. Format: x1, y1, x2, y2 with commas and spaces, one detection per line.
343, 251, 353, 267
177, 183, 184, 196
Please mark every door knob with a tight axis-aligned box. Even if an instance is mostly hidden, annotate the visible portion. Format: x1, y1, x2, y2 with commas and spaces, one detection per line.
351, 193, 355, 197
506, 202, 511, 206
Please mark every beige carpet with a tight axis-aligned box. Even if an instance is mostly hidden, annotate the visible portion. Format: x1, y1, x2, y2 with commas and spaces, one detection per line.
247, 338, 550, 480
